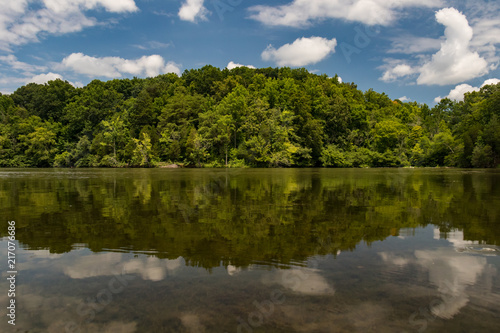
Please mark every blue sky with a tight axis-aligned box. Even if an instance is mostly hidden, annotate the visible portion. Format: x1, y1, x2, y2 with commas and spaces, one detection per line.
1, 0, 500, 105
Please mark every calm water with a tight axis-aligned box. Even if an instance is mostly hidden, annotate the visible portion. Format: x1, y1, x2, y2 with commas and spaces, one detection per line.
1, 168, 500, 333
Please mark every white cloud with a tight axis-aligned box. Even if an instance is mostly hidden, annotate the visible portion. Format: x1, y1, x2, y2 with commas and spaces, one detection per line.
0, 0, 138, 50
434, 84, 478, 103
178, 0, 208, 22
60, 53, 181, 78
398, 96, 410, 102
380, 63, 415, 82
248, 0, 442, 27
471, 18, 500, 62
0, 55, 77, 89
381, 8, 491, 86
262, 36, 337, 67
163, 62, 182, 76
0, 54, 47, 73
417, 8, 490, 85
435, 78, 500, 102
43, 0, 138, 13
227, 61, 256, 70
448, 84, 479, 101
482, 78, 500, 86
27, 72, 64, 84
61, 53, 119, 77
464, 0, 500, 64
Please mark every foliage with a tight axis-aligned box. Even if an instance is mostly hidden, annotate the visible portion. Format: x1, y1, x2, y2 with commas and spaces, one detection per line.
1, 70, 499, 168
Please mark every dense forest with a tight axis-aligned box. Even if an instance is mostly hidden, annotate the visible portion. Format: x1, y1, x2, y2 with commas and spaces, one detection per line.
1, 65, 499, 168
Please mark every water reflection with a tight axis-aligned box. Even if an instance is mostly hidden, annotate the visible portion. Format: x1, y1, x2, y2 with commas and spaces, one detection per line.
262, 268, 335, 296
380, 228, 499, 322
415, 247, 486, 319
0, 169, 500, 332
1, 168, 500, 268
63, 252, 183, 281
0, 229, 499, 332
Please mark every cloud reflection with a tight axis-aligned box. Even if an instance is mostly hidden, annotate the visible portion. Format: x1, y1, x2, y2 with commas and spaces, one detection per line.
380, 228, 494, 319
180, 313, 206, 333
62, 252, 183, 281
263, 268, 335, 296
414, 248, 486, 319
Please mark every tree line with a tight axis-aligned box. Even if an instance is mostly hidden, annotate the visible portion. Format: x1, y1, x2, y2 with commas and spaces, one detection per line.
1, 65, 499, 168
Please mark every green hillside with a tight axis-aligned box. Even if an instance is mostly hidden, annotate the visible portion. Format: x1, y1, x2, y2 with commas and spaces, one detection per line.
1, 66, 499, 168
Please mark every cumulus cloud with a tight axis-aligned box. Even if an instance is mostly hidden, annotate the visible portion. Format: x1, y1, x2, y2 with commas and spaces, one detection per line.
27, 72, 64, 84
417, 8, 489, 85
434, 84, 478, 103
227, 61, 256, 70
262, 36, 337, 67
435, 78, 500, 102
380, 63, 415, 82
0, 0, 138, 50
164, 62, 182, 76
482, 78, 500, 86
60, 53, 181, 78
178, 0, 208, 22
381, 8, 491, 86
248, 0, 441, 27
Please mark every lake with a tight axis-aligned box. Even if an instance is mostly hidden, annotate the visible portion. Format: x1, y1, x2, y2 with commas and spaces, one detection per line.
1, 168, 500, 332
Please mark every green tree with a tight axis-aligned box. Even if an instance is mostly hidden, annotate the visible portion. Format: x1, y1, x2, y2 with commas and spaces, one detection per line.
131, 132, 156, 167
483, 115, 500, 165
471, 144, 494, 168
73, 136, 95, 167
23, 125, 58, 167
199, 112, 234, 166
185, 128, 209, 167
372, 119, 406, 153
100, 115, 128, 161
11, 79, 75, 121
320, 145, 352, 167
63, 80, 123, 140
425, 130, 457, 166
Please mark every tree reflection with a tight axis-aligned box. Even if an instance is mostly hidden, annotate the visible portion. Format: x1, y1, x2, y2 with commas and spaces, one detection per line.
1, 169, 499, 269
